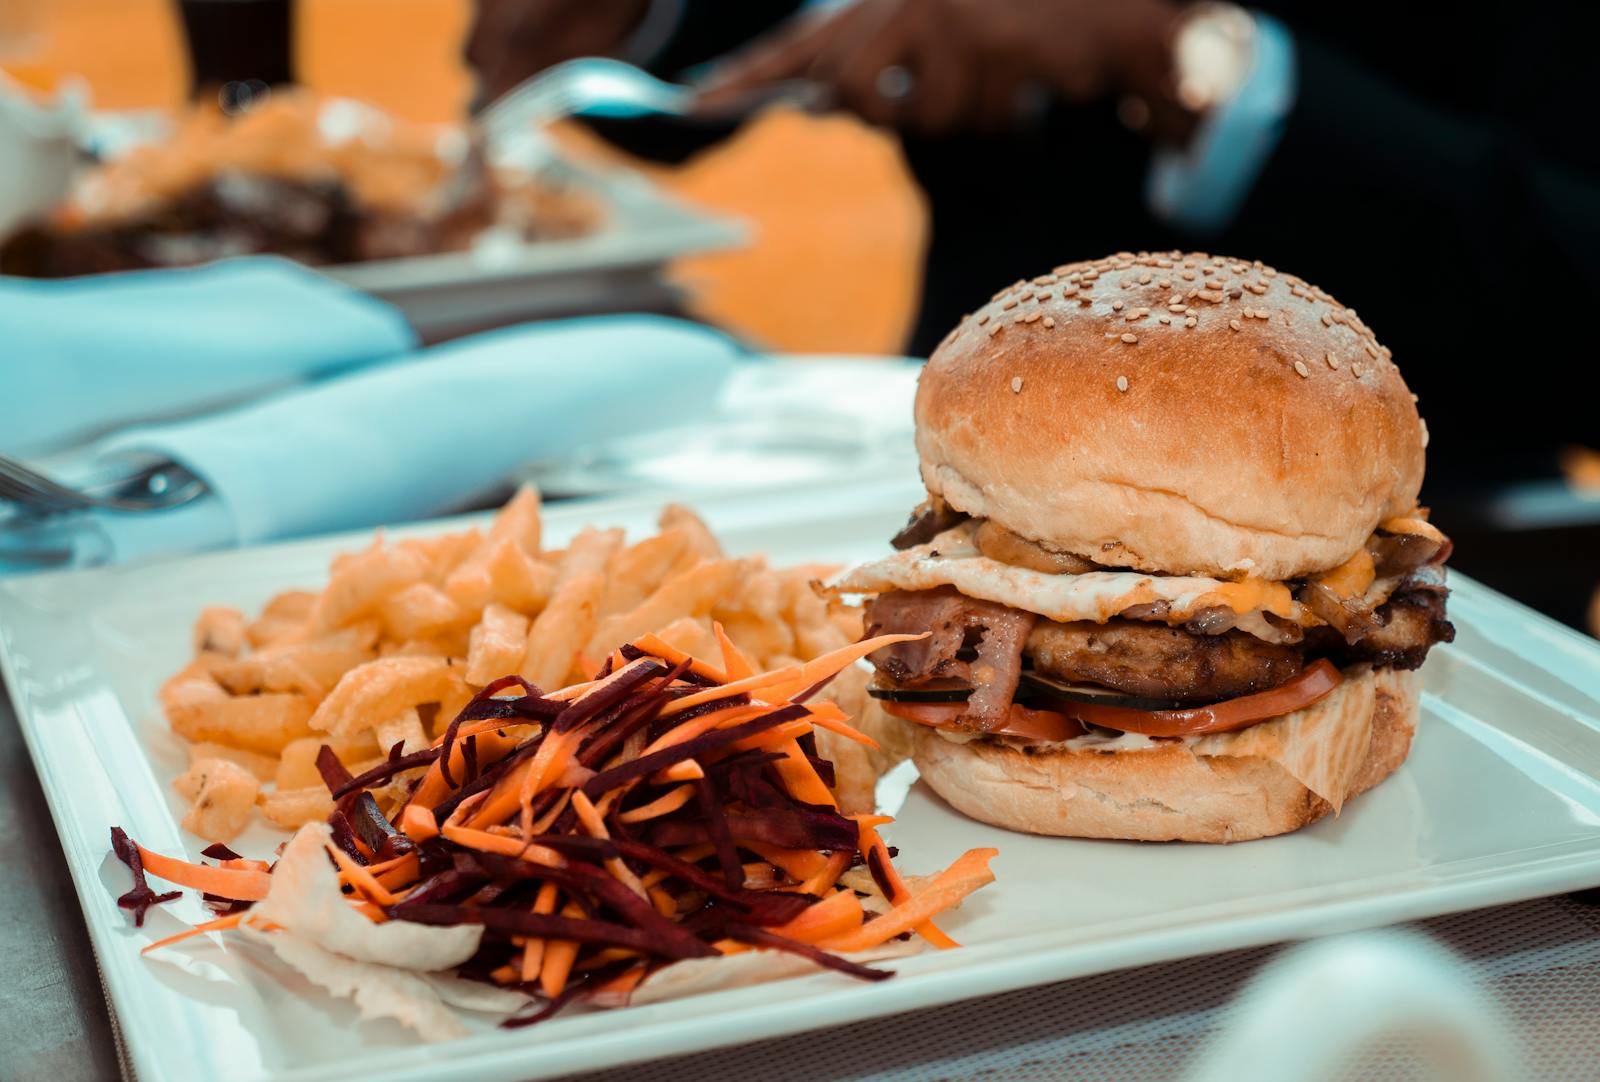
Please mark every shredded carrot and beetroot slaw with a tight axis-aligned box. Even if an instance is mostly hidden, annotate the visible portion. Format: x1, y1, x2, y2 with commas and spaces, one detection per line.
112, 630, 998, 1026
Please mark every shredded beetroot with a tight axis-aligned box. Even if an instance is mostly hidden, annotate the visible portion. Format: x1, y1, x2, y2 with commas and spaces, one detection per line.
314, 745, 355, 798
726, 925, 892, 982
109, 827, 180, 927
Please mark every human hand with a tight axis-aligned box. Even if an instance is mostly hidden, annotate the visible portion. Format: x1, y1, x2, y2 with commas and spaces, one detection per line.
697, 0, 1183, 135
467, 0, 651, 104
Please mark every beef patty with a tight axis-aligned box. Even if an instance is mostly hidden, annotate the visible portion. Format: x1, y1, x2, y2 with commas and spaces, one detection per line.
865, 583, 1454, 707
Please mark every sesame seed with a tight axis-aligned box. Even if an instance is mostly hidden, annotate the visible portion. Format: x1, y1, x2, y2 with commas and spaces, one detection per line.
1117, 375, 1130, 392
977, 313, 990, 325
1229, 319, 1243, 332
1241, 307, 1254, 319
1185, 316, 1198, 327
1168, 304, 1187, 314
1138, 272, 1153, 284
1420, 418, 1430, 448
1002, 298, 1018, 310
1320, 313, 1333, 326
1120, 332, 1138, 344
1326, 352, 1339, 369
1364, 342, 1380, 358
1181, 269, 1197, 280
1036, 291, 1053, 301
1023, 311, 1041, 323
1112, 300, 1125, 311
1263, 267, 1277, 277
1020, 290, 1035, 302
1011, 376, 1024, 393
1014, 312, 1026, 323
988, 323, 1003, 337
1126, 311, 1142, 322
1159, 315, 1171, 324
1294, 360, 1310, 378
1351, 362, 1365, 377
1043, 316, 1056, 329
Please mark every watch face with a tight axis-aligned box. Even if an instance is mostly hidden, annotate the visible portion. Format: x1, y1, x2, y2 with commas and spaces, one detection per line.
1174, 5, 1256, 112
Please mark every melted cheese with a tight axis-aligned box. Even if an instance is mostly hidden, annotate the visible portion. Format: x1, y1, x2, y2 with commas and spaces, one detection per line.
1379, 516, 1447, 546
825, 523, 1308, 640
1313, 547, 1376, 599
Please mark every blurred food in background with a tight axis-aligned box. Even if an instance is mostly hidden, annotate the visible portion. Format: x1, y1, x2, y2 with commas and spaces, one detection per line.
0, 0, 925, 357
0, 89, 599, 276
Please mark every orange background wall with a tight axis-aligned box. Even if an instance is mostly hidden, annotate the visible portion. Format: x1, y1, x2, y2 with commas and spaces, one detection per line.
0, 0, 926, 355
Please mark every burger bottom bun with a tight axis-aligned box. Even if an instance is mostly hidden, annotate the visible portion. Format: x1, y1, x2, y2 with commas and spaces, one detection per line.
909, 668, 1419, 843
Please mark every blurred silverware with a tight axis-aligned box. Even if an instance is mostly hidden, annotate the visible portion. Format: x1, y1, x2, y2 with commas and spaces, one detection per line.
478, 57, 825, 144
0, 452, 207, 514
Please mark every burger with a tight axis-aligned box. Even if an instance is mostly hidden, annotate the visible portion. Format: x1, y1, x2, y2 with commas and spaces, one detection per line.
826, 251, 1454, 843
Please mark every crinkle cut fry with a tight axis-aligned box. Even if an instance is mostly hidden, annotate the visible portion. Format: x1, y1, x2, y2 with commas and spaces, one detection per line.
114, 630, 997, 1029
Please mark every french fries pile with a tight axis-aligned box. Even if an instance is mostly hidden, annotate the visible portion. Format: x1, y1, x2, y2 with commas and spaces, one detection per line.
161, 487, 882, 843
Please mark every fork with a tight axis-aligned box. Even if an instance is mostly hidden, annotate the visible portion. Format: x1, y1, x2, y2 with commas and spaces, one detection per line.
477, 57, 825, 145
0, 452, 207, 514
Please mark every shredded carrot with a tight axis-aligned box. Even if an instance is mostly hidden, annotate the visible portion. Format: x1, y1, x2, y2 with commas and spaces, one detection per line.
802, 704, 881, 749
663, 633, 925, 716
140, 912, 246, 954
655, 759, 704, 783
328, 843, 398, 906
824, 848, 998, 953
713, 621, 756, 680
595, 963, 647, 996
351, 900, 390, 923
647, 885, 676, 917
640, 704, 768, 756
854, 817, 958, 950
617, 784, 695, 824
539, 902, 584, 998
773, 738, 836, 808
440, 824, 564, 867
374, 853, 420, 892
572, 791, 648, 899
746, 842, 831, 882
520, 882, 560, 983
627, 633, 730, 683
528, 789, 573, 835
793, 851, 852, 896
136, 846, 272, 901
726, 719, 813, 752
401, 804, 439, 842
773, 889, 864, 944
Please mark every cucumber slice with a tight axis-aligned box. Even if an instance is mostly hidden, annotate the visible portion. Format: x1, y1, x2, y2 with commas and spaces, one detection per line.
1018, 672, 1185, 712
866, 681, 971, 704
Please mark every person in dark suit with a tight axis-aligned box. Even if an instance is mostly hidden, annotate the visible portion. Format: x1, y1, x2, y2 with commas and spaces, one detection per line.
468, 1, 1600, 490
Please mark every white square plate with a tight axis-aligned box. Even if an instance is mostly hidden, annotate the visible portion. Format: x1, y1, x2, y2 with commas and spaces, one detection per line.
3, 474, 1600, 1082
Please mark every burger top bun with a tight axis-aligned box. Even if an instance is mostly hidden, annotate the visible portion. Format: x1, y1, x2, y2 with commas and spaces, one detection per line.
915, 252, 1428, 582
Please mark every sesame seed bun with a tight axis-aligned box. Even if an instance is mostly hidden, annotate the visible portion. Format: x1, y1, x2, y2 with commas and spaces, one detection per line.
908, 667, 1419, 843
917, 252, 1428, 581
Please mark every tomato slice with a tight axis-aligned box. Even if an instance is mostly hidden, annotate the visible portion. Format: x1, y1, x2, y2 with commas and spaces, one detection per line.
879, 660, 1344, 741
1044, 659, 1344, 737
880, 700, 1085, 742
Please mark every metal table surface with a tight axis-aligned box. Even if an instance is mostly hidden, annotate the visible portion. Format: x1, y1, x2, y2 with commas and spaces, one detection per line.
5, 665, 1600, 1081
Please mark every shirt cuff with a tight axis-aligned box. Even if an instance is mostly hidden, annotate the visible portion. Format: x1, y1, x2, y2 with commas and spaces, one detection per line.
1147, 12, 1297, 235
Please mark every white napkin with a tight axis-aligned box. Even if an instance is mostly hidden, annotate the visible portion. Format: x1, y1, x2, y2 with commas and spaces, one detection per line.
0, 257, 417, 455
67, 315, 739, 563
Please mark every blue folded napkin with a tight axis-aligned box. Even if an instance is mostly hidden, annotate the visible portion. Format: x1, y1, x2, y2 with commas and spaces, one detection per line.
3, 315, 738, 570
0, 256, 417, 455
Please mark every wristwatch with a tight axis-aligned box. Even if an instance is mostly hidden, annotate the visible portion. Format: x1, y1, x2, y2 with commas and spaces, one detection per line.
1170, 2, 1257, 113
1119, 2, 1257, 134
